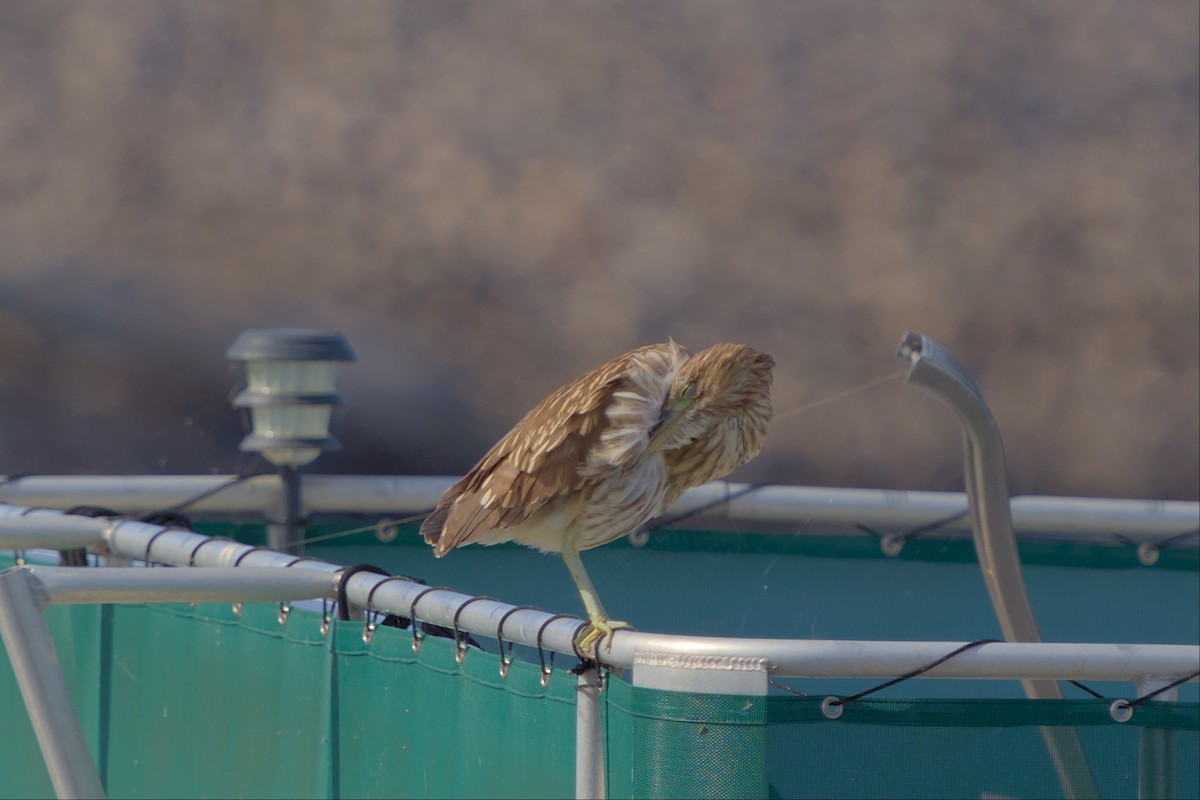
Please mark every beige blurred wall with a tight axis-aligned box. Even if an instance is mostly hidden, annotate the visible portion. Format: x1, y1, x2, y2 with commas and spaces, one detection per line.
1, 1, 1197, 500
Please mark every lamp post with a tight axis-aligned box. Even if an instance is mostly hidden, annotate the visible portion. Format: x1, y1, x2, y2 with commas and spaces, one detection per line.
227, 329, 356, 554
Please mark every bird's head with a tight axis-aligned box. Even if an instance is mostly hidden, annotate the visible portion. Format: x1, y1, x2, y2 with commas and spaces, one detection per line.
644, 343, 775, 457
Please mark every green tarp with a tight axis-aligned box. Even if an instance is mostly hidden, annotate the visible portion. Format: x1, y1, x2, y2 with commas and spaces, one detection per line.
2, 592, 1197, 799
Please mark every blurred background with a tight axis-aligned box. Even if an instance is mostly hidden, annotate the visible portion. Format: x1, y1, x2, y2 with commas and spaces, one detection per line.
0, 1, 1196, 501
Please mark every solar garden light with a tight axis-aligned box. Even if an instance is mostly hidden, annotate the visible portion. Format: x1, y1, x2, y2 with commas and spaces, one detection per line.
227, 329, 356, 554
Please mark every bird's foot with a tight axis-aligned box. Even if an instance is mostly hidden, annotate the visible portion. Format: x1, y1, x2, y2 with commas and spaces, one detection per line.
575, 618, 633, 657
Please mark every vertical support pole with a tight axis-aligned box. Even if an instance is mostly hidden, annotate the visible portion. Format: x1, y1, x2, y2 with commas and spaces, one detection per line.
576, 666, 606, 800
1136, 678, 1177, 800
267, 466, 304, 555
0, 568, 106, 799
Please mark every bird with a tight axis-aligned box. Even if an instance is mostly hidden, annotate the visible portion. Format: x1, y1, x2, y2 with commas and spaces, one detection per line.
420, 341, 774, 655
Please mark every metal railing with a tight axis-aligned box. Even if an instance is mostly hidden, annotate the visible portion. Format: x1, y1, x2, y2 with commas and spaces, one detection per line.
2, 474, 1196, 548
3, 503, 1199, 800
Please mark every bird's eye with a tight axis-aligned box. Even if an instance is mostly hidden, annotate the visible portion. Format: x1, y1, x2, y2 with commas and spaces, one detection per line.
682, 381, 698, 400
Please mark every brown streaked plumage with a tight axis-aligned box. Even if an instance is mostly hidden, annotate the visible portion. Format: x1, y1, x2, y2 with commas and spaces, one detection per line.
420, 341, 774, 653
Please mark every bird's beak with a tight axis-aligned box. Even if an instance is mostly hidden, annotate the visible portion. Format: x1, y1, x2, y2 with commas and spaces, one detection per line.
643, 393, 695, 458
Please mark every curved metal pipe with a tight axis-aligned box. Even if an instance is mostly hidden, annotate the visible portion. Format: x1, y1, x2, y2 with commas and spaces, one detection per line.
898, 332, 1040, 645
898, 331, 1099, 799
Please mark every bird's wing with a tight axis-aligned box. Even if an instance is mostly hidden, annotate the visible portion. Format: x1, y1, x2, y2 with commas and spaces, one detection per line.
421, 342, 689, 555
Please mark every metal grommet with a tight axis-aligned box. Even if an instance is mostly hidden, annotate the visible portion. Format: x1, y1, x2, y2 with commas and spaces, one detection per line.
1137, 542, 1160, 567
1110, 700, 1133, 723
496, 605, 538, 680
232, 602, 244, 616
627, 528, 650, 548
881, 533, 905, 557
821, 697, 844, 719
278, 602, 291, 626
375, 520, 399, 543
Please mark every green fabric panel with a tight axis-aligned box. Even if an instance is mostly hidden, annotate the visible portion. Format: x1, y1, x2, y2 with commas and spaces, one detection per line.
763, 696, 1200, 799
101, 602, 333, 799
331, 620, 577, 799
605, 679, 769, 799
4, 549, 1198, 800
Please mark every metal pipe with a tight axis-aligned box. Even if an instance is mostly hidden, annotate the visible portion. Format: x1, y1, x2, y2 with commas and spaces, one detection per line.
899, 332, 1042, 648
0, 475, 284, 513
0, 516, 112, 550
266, 466, 303, 555
0, 568, 107, 799
27, 566, 336, 606
898, 331, 1097, 799
575, 667, 606, 800
607, 634, 1200, 682
2, 475, 1195, 542
2, 506, 1198, 682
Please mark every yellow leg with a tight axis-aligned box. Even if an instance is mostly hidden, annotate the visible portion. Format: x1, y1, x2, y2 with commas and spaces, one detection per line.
561, 545, 632, 654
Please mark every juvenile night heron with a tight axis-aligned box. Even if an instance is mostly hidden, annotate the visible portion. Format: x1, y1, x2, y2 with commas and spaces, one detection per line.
420, 342, 774, 654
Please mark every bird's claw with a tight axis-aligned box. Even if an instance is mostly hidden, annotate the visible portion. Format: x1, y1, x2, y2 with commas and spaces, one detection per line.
575, 618, 633, 657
